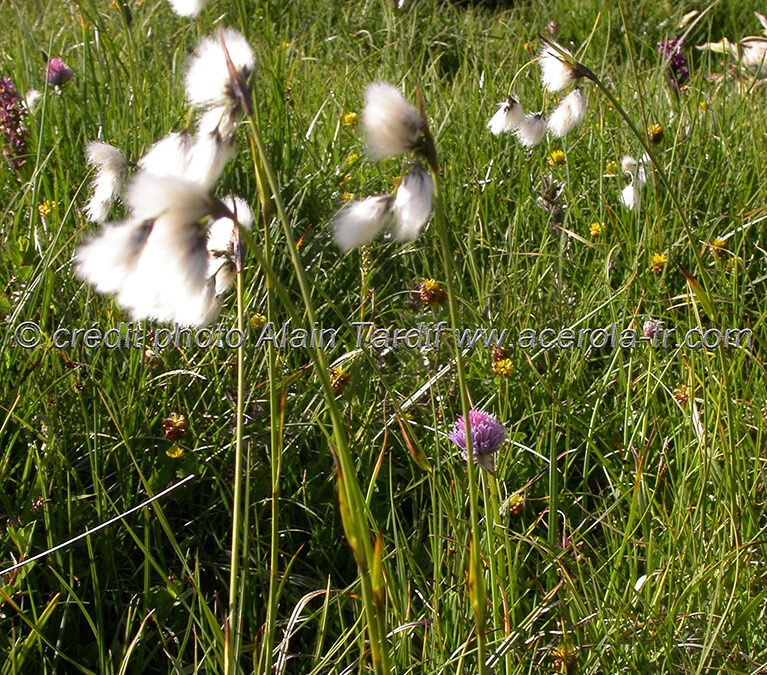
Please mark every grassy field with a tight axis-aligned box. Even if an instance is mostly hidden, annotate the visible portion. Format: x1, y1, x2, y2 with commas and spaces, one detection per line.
1, 0, 767, 672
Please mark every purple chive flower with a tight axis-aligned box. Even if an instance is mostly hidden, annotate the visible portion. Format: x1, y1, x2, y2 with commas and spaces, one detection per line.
0, 76, 27, 168
657, 38, 689, 91
45, 58, 73, 86
448, 408, 505, 473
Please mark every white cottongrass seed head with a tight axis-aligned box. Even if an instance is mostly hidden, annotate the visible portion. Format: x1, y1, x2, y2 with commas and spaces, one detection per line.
546, 87, 587, 138
362, 81, 424, 160
185, 28, 254, 114
620, 154, 647, 211
487, 97, 523, 135
205, 195, 253, 297
332, 195, 393, 252
25, 89, 42, 113
620, 184, 640, 211
621, 154, 647, 188
539, 42, 580, 92
392, 166, 433, 241
137, 113, 235, 192
167, 0, 209, 16
77, 171, 231, 325
84, 141, 129, 222
76, 218, 153, 295
138, 132, 194, 181
172, 196, 253, 326
515, 112, 546, 147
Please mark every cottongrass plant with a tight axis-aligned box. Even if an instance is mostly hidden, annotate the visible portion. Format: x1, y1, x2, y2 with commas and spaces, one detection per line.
167, 0, 210, 17
344, 78, 490, 672
83, 28, 252, 223
239, 78, 398, 674
486, 96, 522, 135
76, 28, 256, 673
515, 111, 546, 147
487, 39, 589, 147
331, 82, 435, 250
546, 86, 586, 138
75, 170, 247, 326
84, 142, 129, 223
620, 153, 647, 212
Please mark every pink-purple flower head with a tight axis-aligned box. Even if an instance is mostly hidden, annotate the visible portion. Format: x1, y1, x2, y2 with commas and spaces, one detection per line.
657, 38, 688, 91
448, 408, 505, 473
46, 58, 73, 86
0, 76, 27, 168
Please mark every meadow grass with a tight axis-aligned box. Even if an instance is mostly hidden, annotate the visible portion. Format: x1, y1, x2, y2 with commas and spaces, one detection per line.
1, 0, 767, 672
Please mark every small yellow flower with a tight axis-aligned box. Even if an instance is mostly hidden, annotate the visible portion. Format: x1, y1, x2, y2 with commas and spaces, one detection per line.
250, 313, 267, 329
343, 111, 358, 127
648, 122, 663, 144
166, 444, 184, 459
492, 357, 514, 377
346, 153, 359, 166
339, 173, 352, 187
547, 149, 565, 167
650, 252, 666, 275
37, 200, 56, 217
604, 160, 619, 176
589, 221, 603, 237
708, 237, 727, 259
281, 41, 291, 49
699, 100, 709, 111
341, 191, 354, 201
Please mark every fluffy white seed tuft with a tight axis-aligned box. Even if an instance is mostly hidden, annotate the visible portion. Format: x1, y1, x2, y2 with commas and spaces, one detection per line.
621, 184, 640, 211
125, 170, 216, 222
332, 196, 393, 252
25, 89, 41, 113
185, 28, 254, 110
75, 218, 153, 295
362, 82, 423, 160
167, 0, 209, 16
84, 141, 129, 222
515, 113, 546, 147
137, 124, 233, 193
392, 166, 433, 241
487, 98, 523, 135
546, 87, 587, 138
205, 195, 253, 297
539, 42, 579, 92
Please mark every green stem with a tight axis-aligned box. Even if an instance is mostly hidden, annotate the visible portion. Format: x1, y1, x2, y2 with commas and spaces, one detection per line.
259, 157, 282, 675
244, 117, 391, 674
225, 266, 246, 675
431, 171, 487, 674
